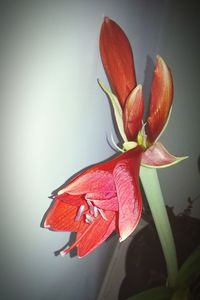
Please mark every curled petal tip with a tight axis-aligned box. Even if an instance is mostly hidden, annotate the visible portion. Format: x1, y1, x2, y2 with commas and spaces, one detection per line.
57, 189, 65, 195
156, 54, 163, 63
60, 250, 66, 257
104, 16, 110, 23
43, 222, 50, 229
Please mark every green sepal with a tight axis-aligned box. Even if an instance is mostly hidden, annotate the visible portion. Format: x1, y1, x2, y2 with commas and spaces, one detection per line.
98, 79, 128, 142
123, 141, 138, 151
127, 286, 172, 300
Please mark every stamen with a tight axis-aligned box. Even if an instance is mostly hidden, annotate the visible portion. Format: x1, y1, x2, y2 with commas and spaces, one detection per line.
86, 199, 92, 206
85, 214, 94, 224
75, 205, 85, 221
98, 208, 107, 221
89, 206, 94, 216
94, 206, 99, 218
85, 196, 107, 221
86, 199, 95, 215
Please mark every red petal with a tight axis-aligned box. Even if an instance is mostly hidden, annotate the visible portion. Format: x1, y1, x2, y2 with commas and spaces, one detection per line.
146, 56, 173, 144
77, 211, 116, 257
45, 147, 143, 256
57, 147, 143, 198
58, 169, 115, 198
59, 211, 116, 257
92, 197, 118, 211
56, 193, 85, 206
141, 142, 187, 168
100, 17, 137, 107
113, 149, 142, 241
123, 84, 144, 140
44, 199, 88, 232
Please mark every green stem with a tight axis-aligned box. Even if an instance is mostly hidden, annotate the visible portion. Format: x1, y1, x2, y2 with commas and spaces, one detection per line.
140, 166, 178, 287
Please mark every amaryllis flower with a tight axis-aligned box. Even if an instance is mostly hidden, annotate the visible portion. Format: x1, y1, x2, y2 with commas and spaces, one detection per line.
44, 147, 142, 257
43, 17, 186, 258
99, 17, 186, 167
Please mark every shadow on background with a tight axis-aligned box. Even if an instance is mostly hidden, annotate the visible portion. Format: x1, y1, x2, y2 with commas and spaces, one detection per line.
142, 55, 154, 118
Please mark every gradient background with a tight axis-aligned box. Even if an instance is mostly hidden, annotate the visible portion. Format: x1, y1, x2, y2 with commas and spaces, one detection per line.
0, 1, 199, 299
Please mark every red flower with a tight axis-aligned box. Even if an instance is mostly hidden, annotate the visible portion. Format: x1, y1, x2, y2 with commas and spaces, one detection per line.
99, 17, 186, 167
44, 147, 142, 257
44, 17, 186, 257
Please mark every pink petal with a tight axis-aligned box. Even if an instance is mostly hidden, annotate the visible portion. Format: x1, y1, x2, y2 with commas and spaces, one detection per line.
57, 147, 143, 198
141, 142, 186, 167
100, 17, 137, 107
123, 84, 144, 141
146, 56, 173, 144
85, 190, 117, 202
92, 197, 118, 211
58, 169, 115, 197
113, 151, 142, 241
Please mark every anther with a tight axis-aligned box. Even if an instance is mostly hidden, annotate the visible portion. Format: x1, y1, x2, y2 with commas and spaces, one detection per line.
85, 214, 94, 224
98, 208, 107, 221
94, 206, 99, 218
75, 205, 85, 221
86, 199, 95, 215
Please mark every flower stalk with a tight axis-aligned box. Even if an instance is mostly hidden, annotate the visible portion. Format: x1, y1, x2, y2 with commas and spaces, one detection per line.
140, 166, 178, 287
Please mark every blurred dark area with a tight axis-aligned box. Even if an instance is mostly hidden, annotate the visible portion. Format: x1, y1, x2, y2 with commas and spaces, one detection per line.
119, 203, 200, 299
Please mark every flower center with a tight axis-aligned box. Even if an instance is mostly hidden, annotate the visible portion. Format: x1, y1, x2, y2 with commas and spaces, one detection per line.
75, 198, 107, 224
122, 121, 147, 151
137, 121, 147, 148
